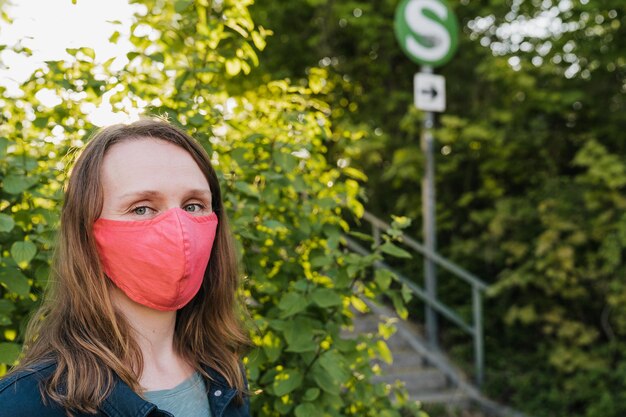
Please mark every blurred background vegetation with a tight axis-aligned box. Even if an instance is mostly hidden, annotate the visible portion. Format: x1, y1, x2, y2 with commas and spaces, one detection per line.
1, 0, 625, 416
249, 1, 626, 415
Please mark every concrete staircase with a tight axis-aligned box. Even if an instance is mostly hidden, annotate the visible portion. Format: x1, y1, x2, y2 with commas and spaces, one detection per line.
345, 300, 533, 417
342, 213, 532, 417
347, 302, 471, 408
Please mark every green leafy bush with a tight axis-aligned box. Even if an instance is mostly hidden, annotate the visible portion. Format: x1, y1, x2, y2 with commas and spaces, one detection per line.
0, 1, 426, 416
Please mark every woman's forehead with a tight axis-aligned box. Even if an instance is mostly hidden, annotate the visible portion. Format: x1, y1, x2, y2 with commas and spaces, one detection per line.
101, 138, 210, 196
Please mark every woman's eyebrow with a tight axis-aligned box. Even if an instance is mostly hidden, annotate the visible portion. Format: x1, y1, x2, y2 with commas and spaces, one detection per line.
183, 189, 212, 199
118, 190, 163, 201
117, 189, 212, 201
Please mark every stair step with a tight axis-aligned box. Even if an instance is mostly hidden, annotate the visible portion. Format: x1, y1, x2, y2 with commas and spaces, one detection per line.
377, 348, 426, 370
384, 333, 414, 351
351, 315, 381, 333
373, 367, 448, 392
348, 309, 478, 412
409, 389, 470, 406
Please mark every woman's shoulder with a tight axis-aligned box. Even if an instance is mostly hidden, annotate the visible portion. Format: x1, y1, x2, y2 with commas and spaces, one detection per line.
0, 361, 67, 416
0, 360, 56, 394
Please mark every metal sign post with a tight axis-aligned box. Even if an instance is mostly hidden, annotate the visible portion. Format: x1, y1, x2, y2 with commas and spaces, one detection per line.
420, 65, 438, 348
394, 0, 458, 350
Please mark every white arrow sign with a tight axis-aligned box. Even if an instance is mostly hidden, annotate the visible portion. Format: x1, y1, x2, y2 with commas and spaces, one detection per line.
414, 72, 446, 112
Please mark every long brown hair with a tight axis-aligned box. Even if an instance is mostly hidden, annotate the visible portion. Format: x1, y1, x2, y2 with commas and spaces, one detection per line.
12, 118, 250, 413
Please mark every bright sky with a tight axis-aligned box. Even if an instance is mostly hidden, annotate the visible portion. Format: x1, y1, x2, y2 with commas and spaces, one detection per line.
0, 0, 139, 125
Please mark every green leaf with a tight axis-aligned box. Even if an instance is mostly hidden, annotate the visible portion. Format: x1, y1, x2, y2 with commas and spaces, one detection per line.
261, 332, 283, 362
0, 213, 15, 232
0, 267, 30, 296
390, 292, 408, 320
150, 52, 165, 63
311, 288, 343, 308
391, 215, 412, 229
251, 31, 267, 50
3, 175, 38, 194
189, 114, 204, 126
174, 0, 193, 12
0, 342, 21, 364
318, 351, 349, 384
109, 31, 120, 44
378, 321, 396, 340
376, 340, 393, 364
310, 254, 332, 268
230, 148, 248, 166
0, 300, 16, 316
225, 59, 241, 76
273, 148, 298, 172
374, 269, 393, 291
263, 219, 287, 230
0, 137, 9, 157
11, 240, 37, 267
33, 116, 49, 128
243, 133, 264, 143
295, 403, 317, 417
311, 360, 340, 395
283, 318, 316, 353
273, 398, 292, 414
81, 47, 95, 59
379, 242, 412, 259
234, 181, 259, 198
347, 231, 374, 242
351, 296, 369, 313
278, 292, 309, 317
302, 387, 320, 401
401, 283, 413, 303
35, 264, 50, 285
342, 166, 368, 181
66, 47, 94, 60
0, 300, 15, 326
273, 368, 302, 396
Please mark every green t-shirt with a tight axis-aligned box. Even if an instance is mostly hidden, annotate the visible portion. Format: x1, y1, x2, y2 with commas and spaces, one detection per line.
144, 371, 212, 417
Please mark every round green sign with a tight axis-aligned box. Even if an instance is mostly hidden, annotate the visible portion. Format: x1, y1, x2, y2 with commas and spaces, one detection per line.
394, 0, 459, 67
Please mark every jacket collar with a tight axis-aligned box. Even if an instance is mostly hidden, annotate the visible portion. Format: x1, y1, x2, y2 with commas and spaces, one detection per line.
205, 368, 239, 417
101, 365, 239, 417
101, 378, 159, 417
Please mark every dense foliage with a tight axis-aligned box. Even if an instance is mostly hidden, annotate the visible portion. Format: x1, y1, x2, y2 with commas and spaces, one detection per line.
248, 0, 626, 416
0, 1, 426, 416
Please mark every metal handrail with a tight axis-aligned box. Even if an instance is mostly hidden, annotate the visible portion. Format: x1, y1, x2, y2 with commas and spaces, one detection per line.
362, 211, 488, 291
345, 210, 489, 387
344, 237, 473, 333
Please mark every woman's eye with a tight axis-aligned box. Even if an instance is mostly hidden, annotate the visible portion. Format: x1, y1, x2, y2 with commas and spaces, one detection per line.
132, 206, 151, 215
184, 203, 204, 213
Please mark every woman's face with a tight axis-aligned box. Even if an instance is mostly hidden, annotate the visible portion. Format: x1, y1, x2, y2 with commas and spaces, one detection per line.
99, 137, 213, 221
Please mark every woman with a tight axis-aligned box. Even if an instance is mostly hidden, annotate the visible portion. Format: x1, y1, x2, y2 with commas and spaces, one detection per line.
0, 119, 251, 417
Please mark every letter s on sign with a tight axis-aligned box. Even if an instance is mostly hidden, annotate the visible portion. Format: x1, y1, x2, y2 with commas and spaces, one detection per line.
393, 0, 458, 67
405, 0, 450, 62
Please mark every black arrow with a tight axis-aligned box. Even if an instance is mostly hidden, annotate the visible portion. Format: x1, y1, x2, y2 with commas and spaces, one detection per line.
421, 86, 438, 99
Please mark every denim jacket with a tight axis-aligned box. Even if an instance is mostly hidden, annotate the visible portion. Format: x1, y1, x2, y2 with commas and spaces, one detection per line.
0, 361, 250, 417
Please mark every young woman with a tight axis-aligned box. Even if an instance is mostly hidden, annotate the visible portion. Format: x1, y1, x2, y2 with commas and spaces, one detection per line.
0, 119, 251, 417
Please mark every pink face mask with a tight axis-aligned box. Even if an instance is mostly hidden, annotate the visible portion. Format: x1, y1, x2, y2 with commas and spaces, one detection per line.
93, 207, 218, 311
